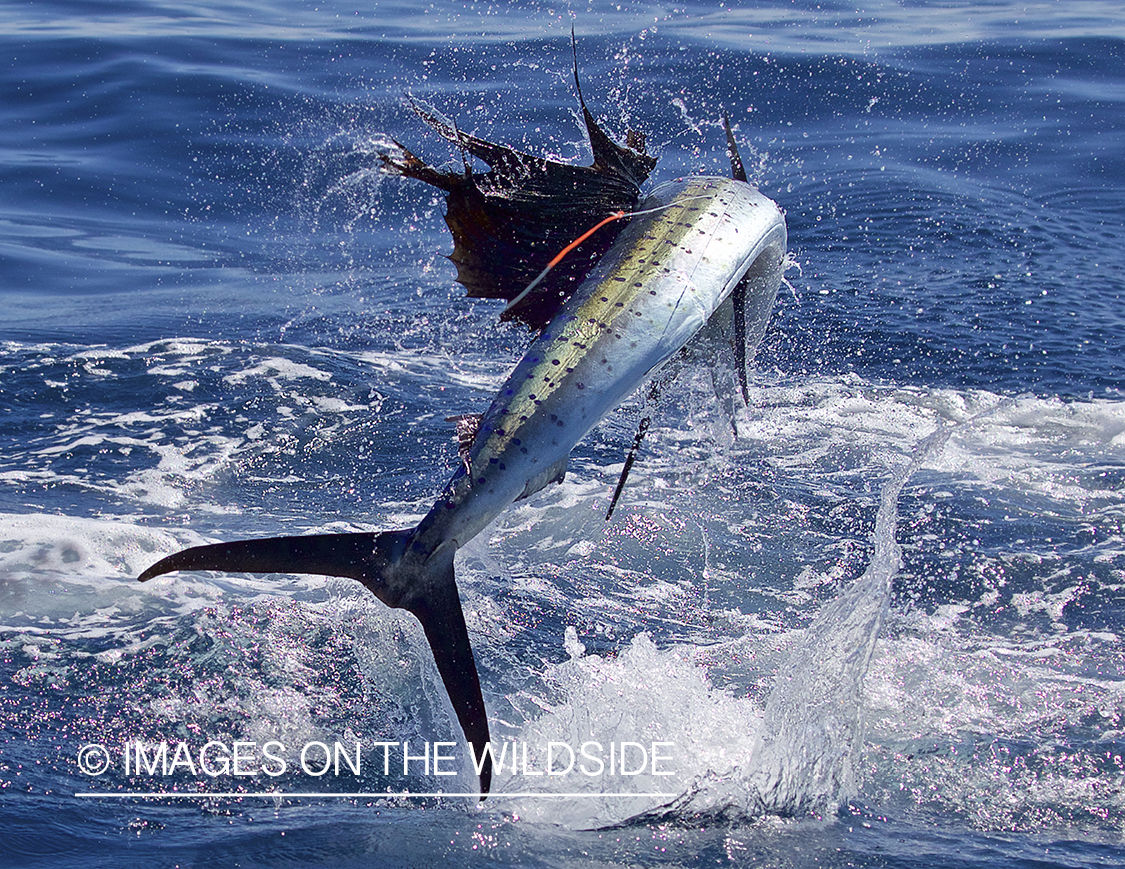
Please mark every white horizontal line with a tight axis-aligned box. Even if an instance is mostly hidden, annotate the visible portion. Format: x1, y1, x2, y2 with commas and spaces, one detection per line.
75, 791, 677, 800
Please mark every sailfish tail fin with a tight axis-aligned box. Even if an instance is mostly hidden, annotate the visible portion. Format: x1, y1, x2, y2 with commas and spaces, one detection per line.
138, 530, 492, 797
138, 531, 384, 585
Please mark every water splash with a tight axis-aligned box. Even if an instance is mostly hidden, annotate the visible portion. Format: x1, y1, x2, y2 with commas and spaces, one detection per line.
660, 424, 953, 819
746, 427, 951, 812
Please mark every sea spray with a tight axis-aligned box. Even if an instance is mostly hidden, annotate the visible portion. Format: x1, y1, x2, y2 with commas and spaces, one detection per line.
737, 425, 954, 815
489, 418, 959, 826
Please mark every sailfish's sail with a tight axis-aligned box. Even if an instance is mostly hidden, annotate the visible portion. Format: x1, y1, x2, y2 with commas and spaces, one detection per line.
378, 76, 656, 328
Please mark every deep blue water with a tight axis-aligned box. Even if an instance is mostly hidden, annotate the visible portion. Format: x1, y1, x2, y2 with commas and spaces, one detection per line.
2, 1, 1124, 867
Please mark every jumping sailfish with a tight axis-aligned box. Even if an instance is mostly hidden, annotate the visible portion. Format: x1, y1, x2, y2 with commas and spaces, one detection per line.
138, 61, 787, 799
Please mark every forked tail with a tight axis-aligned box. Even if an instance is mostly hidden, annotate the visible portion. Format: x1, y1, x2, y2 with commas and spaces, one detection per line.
138, 530, 492, 796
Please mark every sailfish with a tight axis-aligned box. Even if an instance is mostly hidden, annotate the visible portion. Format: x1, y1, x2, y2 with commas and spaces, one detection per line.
137, 65, 787, 799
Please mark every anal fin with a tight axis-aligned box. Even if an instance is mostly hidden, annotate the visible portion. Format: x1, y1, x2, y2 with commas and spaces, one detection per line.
516, 456, 568, 501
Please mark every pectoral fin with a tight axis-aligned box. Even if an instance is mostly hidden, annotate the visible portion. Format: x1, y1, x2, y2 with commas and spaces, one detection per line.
724, 111, 748, 184
724, 113, 752, 403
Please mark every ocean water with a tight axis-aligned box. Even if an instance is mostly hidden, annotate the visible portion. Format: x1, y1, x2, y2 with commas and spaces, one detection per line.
2, 0, 1124, 866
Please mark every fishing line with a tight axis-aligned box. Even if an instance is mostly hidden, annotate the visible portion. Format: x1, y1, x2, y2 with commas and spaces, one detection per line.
502, 196, 713, 316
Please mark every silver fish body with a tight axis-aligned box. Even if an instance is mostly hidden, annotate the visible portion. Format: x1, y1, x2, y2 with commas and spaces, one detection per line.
411, 175, 787, 555
138, 173, 787, 797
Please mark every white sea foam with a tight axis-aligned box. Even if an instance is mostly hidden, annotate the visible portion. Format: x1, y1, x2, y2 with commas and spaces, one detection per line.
2, 348, 1122, 827
223, 357, 333, 386
453, 378, 1124, 825
492, 631, 762, 825
353, 348, 510, 392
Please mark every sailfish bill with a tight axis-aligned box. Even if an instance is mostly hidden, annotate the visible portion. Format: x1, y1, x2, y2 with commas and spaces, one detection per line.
139, 77, 786, 800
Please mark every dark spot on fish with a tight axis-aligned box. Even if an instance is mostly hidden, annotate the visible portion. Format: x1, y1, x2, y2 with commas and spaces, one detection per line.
551, 359, 560, 366
577, 382, 585, 389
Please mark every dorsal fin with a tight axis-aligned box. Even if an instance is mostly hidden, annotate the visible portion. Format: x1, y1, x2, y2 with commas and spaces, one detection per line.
571, 30, 655, 189
378, 55, 656, 329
